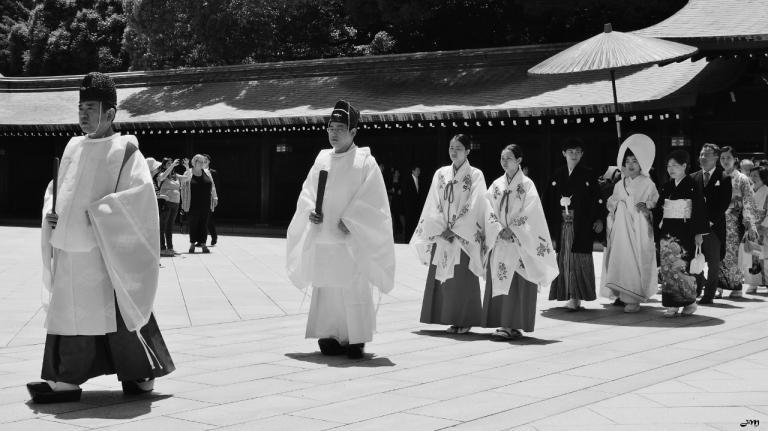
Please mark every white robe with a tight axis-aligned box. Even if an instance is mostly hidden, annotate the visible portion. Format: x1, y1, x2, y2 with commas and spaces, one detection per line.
485, 171, 559, 297
41, 134, 160, 335
600, 175, 659, 303
286, 144, 394, 344
410, 161, 491, 282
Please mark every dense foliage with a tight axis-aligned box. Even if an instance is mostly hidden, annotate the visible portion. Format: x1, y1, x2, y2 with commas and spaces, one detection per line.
0, 0, 686, 76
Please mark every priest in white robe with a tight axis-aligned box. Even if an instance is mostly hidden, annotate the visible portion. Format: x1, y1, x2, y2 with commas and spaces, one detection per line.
28, 72, 174, 404
600, 134, 659, 312
286, 100, 395, 359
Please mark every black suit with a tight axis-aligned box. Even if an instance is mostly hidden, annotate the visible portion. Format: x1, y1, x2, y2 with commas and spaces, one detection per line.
689, 166, 732, 300
403, 174, 425, 239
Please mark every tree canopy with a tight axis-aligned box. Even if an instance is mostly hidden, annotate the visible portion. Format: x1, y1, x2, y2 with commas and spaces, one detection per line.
0, 0, 686, 76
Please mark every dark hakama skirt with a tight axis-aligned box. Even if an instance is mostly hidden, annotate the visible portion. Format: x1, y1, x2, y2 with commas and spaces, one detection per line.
482, 267, 538, 332
41, 307, 175, 385
548, 216, 596, 301
420, 247, 483, 327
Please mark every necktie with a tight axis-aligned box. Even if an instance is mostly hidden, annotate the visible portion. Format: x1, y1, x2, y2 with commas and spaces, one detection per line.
703, 171, 710, 186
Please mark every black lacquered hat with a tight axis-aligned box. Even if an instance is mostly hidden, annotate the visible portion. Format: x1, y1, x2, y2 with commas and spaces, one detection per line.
79, 72, 117, 109
328, 100, 359, 130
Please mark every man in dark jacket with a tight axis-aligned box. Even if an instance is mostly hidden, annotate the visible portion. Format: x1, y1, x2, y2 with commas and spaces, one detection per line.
690, 143, 732, 305
543, 138, 604, 310
403, 165, 425, 239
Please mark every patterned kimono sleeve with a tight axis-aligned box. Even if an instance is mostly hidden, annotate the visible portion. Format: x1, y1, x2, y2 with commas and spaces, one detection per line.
740, 176, 758, 230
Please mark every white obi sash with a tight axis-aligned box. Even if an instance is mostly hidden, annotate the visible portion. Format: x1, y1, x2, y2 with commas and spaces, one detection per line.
663, 199, 692, 220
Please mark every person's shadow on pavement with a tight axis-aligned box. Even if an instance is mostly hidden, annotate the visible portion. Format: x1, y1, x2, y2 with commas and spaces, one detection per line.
26, 392, 172, 420
413, 329, 560, 346
285, 352, 395, 368
541, 306, 727, 327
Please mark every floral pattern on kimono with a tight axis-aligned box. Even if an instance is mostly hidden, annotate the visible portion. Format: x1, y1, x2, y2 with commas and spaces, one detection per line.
754, 185, 768, 245
485, 171, 558, 297
659, 235, 697, 304
748, 185, 768, 274
719, 170, 758, 289
410, 161, 492, 282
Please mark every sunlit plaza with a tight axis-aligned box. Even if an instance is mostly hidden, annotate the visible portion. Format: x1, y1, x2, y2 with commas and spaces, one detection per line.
1, 226, 767, 430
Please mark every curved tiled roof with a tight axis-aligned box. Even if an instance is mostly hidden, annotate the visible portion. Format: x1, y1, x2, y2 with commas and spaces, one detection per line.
3, 0, 764, 134
636, 0, 768, 51
0, 44, 723, 132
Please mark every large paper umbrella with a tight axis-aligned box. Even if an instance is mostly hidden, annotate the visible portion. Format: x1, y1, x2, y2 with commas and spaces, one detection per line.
528, 23, 698, 144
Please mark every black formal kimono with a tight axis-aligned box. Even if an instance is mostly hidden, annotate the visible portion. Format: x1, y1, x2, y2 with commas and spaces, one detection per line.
654, 176, 709, 307
544, 165, 603, 253
543, 164, 603, 301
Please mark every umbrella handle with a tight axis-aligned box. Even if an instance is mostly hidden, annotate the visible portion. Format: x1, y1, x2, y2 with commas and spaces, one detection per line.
610, 70, 622, 145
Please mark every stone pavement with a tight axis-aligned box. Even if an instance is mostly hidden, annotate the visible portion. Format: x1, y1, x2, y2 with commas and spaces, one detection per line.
1, 225, 767, 430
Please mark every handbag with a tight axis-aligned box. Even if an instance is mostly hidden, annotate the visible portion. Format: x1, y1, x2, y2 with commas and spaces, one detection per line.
689, 244, 707, 274
744, 236, 762, 255
738, 241, 755, 270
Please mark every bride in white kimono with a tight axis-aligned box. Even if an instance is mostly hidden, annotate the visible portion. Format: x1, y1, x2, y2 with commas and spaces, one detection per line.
410, 134, 492, 334
600, 134, 659, 312
483, 144, 558, 339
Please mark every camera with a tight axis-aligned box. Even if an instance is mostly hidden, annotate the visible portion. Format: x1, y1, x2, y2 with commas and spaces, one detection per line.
173, 163, 186, 175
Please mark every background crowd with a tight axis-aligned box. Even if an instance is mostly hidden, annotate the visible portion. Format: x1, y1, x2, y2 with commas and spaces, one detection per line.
145, 153, 219, 256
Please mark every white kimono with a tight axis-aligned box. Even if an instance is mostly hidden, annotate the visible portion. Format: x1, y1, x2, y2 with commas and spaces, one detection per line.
41, 134, 160, 335
601, 174, 659, 302
286, 144, 394, 344
410, 161, 491, 282
485, 171, 559, 297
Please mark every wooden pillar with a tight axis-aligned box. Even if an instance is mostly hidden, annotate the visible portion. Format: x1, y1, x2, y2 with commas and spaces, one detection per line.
185, 132, 194, 156
0, 144, 7, 214
431, 127, 448, 172
260, 136, 271, 224
544, 120, 553, 183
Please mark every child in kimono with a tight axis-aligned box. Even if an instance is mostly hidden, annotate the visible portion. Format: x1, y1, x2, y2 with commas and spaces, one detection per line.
600, 134, 659, 312
410, 134, 492, 334
483, 144, 558, 339
29, 72, 174, 404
